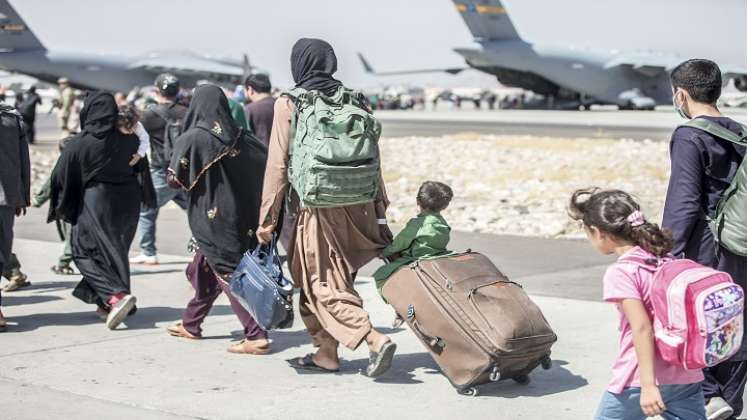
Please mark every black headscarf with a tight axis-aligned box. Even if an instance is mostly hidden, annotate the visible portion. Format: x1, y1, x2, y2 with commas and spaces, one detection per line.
79, 91, 117, 138
182, 84, 238, 146
291, 38, 343, 96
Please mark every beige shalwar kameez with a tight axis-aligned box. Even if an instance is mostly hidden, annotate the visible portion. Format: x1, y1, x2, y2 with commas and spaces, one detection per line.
258, 97, 392, 351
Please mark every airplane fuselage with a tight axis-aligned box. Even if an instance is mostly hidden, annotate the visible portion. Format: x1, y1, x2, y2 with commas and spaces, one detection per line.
459, 40, 674, 107
0, 49, 211, 92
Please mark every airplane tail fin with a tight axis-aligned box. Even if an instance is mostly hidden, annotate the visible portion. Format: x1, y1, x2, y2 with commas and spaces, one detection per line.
452, 0, 520, 41
357, 53, 375, 74
0, 0, 45, 51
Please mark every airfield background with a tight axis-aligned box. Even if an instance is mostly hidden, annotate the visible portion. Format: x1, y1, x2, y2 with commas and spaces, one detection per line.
12, 0, 747, 89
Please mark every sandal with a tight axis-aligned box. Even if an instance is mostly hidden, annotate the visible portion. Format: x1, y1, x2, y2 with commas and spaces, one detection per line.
287, 354, 339, 373
227, 338, 271, 355
51, 264, 75, 275
167, 323, 202, 340
3, 274, 30, 292
366, 341, 397, 377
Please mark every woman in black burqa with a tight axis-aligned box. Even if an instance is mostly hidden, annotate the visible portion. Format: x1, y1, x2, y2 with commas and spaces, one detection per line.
50, 91, 154, 330
166, 84, 271, 355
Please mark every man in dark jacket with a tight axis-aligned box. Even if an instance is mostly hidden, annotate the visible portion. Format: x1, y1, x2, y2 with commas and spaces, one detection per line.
16, 86, 42, 144
130, 74, 188, 265
662, 58, 747, 420
0, 105, 30, 330
244, 73, 275, 147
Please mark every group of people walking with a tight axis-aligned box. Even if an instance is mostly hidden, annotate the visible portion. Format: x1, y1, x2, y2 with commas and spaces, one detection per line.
1, 37, 747, 419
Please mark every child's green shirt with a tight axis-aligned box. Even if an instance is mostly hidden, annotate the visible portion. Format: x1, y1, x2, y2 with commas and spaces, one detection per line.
373, 212, 451, 294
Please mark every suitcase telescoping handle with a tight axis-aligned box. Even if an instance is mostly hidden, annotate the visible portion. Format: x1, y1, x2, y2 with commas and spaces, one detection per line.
407, 304, 446, 353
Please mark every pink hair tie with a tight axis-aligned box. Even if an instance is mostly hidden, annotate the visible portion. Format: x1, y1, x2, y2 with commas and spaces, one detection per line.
627, 211, 646, 227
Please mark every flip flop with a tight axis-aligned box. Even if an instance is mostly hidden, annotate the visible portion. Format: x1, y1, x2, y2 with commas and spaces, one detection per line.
167, 323, 202, 340
227, 339, 271, 355
366, 341, 397, 378
51, 265, 75, 275
287, 354, 339, 373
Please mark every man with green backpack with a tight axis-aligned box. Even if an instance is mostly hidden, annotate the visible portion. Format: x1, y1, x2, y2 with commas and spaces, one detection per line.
663, 59, 747, 420
257, 38, 396, 378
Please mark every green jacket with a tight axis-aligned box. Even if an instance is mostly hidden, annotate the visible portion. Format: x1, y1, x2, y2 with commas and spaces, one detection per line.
373, 212, 451, 294
228, 98, 249, 131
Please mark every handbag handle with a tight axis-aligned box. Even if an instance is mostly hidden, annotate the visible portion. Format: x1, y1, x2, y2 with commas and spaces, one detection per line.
252, 234, 279, 271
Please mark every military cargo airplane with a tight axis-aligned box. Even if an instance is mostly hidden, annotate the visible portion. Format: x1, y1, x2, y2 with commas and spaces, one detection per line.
360, 0, 747, 110
0, 0, 260, 92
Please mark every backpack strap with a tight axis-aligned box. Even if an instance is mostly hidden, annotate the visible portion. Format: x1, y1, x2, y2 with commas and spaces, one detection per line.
281, 87, 308, 106
681, 118, 747, 234
680, 118, 747, 146
618, 254, 665, 273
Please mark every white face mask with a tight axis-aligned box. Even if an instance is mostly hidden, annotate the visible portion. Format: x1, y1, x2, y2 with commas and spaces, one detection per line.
672, 90, 690, 120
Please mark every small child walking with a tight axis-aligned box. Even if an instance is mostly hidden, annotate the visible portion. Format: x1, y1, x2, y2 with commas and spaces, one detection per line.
374, 181, 453, 327
569, 188, 706, 420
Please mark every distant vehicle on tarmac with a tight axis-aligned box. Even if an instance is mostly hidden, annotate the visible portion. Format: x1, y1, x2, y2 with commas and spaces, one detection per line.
0, 0, 264, 92
360, 0, 747, 110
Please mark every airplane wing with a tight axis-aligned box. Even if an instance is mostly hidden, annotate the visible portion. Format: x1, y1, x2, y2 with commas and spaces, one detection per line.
603, 53, 681, 77
128, 55, 244, 80
358, 52, 466, 76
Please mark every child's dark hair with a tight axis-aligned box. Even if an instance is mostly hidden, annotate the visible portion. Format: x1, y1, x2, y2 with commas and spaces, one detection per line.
117, 105, 140, 131
417, 181, 453, 213
568, 188, 673, 258
670, 59, 722, 104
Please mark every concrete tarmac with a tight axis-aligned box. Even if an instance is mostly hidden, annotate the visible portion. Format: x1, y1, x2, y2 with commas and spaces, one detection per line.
0, 237, 613, 420
4, 237, 744, 419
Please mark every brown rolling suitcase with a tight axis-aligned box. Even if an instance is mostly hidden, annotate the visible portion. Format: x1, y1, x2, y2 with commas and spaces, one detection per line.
381, 251, 557, 396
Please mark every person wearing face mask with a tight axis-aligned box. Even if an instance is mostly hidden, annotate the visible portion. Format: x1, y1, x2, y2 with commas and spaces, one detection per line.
662, 59, 747, 420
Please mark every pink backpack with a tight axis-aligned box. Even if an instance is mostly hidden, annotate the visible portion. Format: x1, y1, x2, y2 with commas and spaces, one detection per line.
622, 255, 744, 369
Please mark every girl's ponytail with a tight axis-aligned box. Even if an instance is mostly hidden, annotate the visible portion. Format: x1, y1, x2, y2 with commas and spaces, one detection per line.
569, 188, 673, 258
629, 221, 674, 259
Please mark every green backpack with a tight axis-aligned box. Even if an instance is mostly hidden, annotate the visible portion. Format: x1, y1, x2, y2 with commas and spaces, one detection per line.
682, 118, 747, 256
283, 86, 382, 208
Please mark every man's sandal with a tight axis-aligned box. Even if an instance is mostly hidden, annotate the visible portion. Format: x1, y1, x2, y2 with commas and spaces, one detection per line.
287, 354, 339, 373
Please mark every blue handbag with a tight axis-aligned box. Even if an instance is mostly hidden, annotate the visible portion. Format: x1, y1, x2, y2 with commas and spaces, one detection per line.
229, 236, 294, 330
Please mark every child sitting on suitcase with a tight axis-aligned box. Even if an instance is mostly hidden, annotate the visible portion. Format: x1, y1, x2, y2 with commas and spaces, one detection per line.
569, 188, 705, 420
374, 181, 453, 327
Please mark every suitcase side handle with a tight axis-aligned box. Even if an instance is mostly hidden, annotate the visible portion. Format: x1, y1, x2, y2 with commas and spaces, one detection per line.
407, 304, 446, 353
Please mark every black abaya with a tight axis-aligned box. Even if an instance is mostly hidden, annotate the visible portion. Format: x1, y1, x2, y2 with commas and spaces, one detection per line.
168, 85, 267, 276
50, 91, 145, 307
72, 179, 140, 306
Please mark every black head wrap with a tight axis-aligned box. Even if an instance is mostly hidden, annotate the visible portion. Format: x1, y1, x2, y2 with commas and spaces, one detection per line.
79, 91, 117, 138
291, 38, 343, 95
182, 84, 239, 145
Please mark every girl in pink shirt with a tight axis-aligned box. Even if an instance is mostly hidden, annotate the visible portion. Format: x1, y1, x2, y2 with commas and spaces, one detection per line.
569, 188, 705, 420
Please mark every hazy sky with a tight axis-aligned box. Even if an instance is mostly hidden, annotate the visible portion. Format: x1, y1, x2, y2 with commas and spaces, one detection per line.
11, 0, 747, 89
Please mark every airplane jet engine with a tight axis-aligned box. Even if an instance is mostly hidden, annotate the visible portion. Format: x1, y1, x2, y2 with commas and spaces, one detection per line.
735, 76, 747, 92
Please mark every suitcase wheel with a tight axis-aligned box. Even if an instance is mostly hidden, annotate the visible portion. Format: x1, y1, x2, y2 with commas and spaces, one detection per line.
513, 375, 531, 386
457, 387, 479, 397
541, 356, 552, 370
